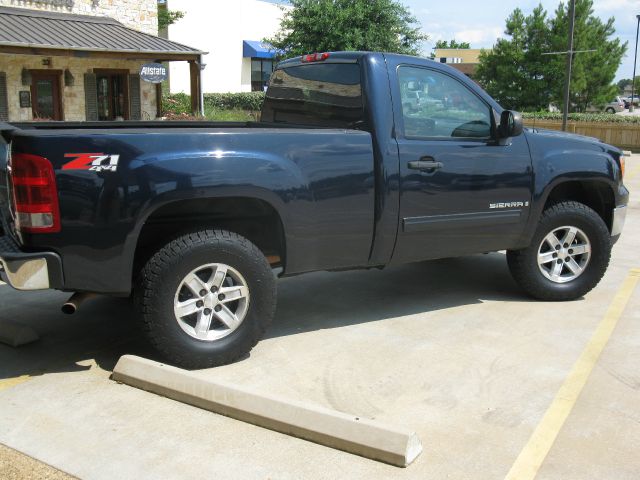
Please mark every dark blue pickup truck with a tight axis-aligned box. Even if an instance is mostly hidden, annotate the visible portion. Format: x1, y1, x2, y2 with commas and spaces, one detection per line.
0, 52, 629, 368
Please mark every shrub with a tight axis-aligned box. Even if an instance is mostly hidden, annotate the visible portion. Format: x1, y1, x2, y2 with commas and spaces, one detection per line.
204, 92, 265, 111
161, 93, 192, 115
162, 92, 265, 116
522, 111, 640, 124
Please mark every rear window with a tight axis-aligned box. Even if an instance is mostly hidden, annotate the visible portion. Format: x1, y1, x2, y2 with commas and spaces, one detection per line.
260, 63, 364, 129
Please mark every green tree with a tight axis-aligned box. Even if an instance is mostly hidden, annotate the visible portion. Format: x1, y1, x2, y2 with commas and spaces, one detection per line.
617, 78, 633, 94
158, 8, 184, 30
429, 39, 471, 59
266, 0, 428, 58
546, 0, 626, 111
476, 0, 626, 112
475, 5, 551, 111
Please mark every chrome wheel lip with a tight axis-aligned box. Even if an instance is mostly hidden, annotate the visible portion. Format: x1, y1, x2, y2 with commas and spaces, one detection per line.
537, 225, 592, 284
173, 263, 250, 342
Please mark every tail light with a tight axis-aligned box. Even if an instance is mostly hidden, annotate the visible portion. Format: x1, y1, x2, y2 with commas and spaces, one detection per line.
8, 152, 61, 233
301, 52, 330, 63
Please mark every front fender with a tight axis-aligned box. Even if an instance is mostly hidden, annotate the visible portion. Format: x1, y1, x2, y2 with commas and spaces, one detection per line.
521, 130, 622, 244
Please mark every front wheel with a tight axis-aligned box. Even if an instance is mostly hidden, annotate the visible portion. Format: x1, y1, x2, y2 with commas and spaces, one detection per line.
507, 201, 611, 301
135, 230, 276, 369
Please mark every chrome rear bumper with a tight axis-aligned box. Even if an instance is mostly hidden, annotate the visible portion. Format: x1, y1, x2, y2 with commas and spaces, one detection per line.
0, 234, 62, 290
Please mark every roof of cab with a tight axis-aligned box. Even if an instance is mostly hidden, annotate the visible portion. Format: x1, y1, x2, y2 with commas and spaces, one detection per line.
276, 51, 449, 69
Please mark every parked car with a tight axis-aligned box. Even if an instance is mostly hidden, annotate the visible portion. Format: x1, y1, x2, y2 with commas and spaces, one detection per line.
0, 51, 629, 369
585, 97, 625, 114
605, 97, 626, 113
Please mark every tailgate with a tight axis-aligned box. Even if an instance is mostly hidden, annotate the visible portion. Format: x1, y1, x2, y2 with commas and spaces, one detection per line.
0, 122, 16, 236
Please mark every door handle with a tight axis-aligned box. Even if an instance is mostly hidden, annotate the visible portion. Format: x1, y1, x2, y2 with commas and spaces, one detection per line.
408, 158, 443, 171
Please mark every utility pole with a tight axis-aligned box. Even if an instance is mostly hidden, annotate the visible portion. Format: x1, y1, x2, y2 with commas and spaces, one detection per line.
630, 15, 640, 113
542, 0, 595, 130
562, 0, 576, 131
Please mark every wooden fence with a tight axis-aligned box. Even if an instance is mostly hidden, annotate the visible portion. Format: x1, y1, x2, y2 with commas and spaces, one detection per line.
523, 119, 640, 151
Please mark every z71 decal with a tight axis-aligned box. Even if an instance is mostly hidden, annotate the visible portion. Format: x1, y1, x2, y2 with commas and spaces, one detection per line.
63, 153, 120, 172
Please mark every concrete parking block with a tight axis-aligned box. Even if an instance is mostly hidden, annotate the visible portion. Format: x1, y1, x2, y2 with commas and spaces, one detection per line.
111, 355, 423, 467
0, 320, 39, 347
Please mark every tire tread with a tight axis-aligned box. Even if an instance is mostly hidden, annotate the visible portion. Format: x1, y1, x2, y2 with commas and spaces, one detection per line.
507, 201, 611, 301
135, 229, 276, 369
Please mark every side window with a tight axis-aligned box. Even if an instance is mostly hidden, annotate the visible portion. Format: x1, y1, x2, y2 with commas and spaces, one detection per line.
398, 66, 492, 139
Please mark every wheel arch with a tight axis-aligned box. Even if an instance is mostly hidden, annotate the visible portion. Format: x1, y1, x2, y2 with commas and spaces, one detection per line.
129, 195, 287, 282
520, 178, 616, 247
542, 179, 615, 231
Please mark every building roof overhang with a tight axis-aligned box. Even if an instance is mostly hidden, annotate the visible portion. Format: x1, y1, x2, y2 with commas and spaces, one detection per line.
0, 6, 207, 61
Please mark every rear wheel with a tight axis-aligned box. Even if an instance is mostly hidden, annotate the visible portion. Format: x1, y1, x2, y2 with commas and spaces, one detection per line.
135, 229, 276, 369
507, 201, 611, 301
605, 107, 616, 114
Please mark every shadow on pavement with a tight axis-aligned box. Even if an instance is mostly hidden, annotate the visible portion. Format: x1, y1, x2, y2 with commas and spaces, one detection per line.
0, 252, 528, 380
268, 252, 527, 339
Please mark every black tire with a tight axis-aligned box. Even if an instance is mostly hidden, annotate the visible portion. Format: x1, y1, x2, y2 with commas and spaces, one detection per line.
135, 229, 276, 369
605, 107, 616, 114
507, 201, 611, 301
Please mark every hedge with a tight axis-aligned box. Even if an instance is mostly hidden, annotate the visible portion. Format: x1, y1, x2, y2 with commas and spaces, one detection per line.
522, 111, 640, 124
162, 94, 640, 125
162, 92, 265, 115
204, 92, 265, 111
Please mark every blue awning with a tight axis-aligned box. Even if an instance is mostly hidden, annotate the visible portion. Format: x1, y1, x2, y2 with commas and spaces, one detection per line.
243, 40, 278, 59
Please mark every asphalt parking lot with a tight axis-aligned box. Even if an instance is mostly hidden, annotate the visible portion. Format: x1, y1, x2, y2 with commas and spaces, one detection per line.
1, 155, 639, 480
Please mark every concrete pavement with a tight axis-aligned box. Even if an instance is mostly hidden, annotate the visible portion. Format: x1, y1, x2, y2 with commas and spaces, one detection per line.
1, 156, 639, 480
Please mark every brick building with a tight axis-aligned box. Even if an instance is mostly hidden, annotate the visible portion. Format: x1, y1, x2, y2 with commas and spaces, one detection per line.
0, 0, 204, 122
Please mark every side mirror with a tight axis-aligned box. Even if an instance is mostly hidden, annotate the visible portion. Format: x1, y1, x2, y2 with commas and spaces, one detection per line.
498, 110, 523, 138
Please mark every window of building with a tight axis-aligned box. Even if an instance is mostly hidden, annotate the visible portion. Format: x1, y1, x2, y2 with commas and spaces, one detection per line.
95, 70, 129, 121
251, 58, 275, 92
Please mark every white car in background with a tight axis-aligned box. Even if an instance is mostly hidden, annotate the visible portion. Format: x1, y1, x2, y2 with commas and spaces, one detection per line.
586, 97, 625, 114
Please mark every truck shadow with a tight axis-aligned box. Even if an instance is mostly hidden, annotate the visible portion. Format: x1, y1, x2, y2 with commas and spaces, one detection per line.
0, 252, 534, 379
267, 252, 528, 339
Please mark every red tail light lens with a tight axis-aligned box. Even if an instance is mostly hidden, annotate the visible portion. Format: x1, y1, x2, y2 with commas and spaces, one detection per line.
301, 52, 330, 63
9, 152, 61, 233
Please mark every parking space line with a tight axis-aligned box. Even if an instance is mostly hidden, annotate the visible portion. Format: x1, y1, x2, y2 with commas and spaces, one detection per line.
504, 269, 640, 480
0, 375, 31, 392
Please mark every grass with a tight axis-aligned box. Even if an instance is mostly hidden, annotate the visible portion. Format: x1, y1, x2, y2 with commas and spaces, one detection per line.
203, 107, 259, 122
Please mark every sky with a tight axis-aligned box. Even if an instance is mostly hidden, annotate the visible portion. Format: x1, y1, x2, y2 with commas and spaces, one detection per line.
265, 0, 638, 81
405, 0, 639, 81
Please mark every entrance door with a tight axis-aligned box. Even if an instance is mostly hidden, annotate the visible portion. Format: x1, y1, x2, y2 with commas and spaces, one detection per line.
95, 70, 129, 120
30, 71, 62, 120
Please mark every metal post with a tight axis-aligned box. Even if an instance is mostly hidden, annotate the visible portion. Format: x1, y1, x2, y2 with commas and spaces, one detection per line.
562, 0, 576, 131
630, 15, 640, 113
199, 54, 205, 117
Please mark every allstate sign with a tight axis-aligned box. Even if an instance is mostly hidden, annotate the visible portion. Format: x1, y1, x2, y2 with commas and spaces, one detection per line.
140, 63, 168, 84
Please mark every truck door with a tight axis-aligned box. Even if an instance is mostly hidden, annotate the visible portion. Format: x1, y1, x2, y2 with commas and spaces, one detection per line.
390, 64, 532, 264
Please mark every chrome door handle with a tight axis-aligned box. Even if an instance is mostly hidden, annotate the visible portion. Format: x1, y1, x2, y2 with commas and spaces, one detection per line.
408, 158, 443, 171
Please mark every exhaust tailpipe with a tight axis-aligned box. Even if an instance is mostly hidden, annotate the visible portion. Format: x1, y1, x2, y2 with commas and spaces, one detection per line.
61, 292, 97, 315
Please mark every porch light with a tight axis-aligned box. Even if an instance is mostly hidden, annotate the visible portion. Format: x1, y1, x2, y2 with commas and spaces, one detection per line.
21, 68, 31, 86
64, 69, 75, 86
